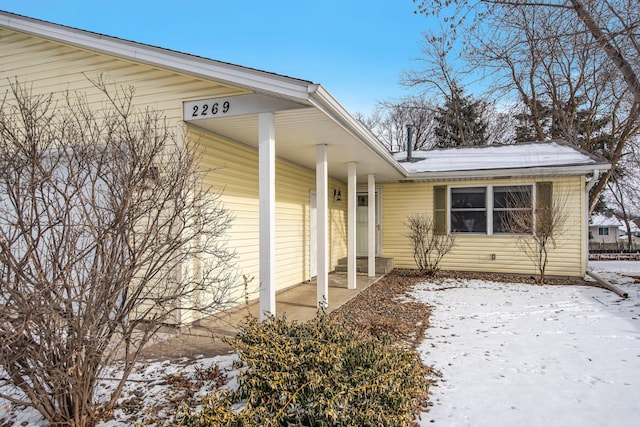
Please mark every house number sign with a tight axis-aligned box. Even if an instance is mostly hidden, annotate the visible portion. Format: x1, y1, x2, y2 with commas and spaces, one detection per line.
190, 100, 231, 118
183, 94, 307, 121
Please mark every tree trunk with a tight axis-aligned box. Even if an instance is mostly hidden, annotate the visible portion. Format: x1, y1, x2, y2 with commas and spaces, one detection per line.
568, 0, 640, 105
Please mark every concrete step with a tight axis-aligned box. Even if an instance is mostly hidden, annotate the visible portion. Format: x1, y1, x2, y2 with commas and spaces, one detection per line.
334, 264, 390, 275
335, 257, 394, 275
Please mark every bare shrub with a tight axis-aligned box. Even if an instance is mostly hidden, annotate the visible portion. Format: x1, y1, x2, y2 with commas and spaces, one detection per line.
501, 184, 569, 284
405, 214, 455, 276
0, 78, 239, 426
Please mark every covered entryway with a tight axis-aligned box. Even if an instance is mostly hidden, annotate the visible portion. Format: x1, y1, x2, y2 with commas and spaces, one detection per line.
182, 86, 406, 320
0, 6, 410, 327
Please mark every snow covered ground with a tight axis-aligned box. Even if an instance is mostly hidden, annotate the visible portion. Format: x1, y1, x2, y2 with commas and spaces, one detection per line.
415, 261, 640, 427
2, 261, 639, 425
1, 354, 240, 426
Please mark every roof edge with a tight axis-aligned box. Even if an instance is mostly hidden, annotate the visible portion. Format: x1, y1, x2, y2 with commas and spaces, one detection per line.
308, 85, 408, 178
402, 163, 611, 182
0, 10, 314, 99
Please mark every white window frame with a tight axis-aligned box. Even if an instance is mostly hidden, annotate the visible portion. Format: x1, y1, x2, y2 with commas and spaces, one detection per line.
449, 184, 534, 235
450, 186, 488, 234
598, 227, 609, 236
492, 185, 534, 235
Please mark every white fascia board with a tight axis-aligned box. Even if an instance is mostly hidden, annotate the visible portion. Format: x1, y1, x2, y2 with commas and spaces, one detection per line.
308, 85, 407, 178
402, 164, 611, 182
0, 12, 312, 100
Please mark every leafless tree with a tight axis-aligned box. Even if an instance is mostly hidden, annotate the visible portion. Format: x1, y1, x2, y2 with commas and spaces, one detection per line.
358, 96, 438, 152
405, 214, 456, 276
483, 103, 517, 145
401, 29, 513, 147
413, 0, 640, 213
414, 0, 640, 102
501, 185, 569, 284
0, 79, 239, 426
466, 5, 640, 212
606, 151, 640, 250
607, 182, 634, 250
402, 27, 464, 100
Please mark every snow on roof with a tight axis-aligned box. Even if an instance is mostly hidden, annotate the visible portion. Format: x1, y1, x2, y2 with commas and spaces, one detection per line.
590, 214, 640, 233
394, 141, 607, 174
589, 214, 623, 227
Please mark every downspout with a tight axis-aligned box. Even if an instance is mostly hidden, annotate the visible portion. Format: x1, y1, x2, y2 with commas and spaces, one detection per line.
585, 169, 600, 196
586, 270, 628, 299
584, 169, 629, 298
584, 169, 601, 279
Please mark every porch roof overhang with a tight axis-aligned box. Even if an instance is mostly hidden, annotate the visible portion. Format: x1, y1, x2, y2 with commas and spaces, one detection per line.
184, 87, 407, 184
0, 10, 407, 184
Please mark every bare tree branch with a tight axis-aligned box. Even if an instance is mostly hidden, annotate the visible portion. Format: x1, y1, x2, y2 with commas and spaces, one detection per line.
0, 78, 240, 426
405, 214, 456, 276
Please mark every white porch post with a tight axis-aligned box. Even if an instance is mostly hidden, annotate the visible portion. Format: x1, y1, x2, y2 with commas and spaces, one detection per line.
316, 145, 329, 308
347, 162, 357, 290
368, 173, 376, 277
259, 112, 276, 321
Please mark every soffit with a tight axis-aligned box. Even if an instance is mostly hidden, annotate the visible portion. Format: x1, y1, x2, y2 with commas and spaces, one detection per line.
186, 105, 405, 183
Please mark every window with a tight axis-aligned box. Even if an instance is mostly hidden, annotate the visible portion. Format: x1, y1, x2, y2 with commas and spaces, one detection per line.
451, 187, 487, 233
449, 184, 534, 235
598, 227, 609, 236
493, 185, 533, 234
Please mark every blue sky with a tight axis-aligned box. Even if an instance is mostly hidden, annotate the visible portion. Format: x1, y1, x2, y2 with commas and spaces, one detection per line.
0, 0, 431, 115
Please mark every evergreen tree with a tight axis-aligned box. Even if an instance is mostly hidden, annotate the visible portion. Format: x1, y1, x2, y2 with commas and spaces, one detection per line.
434, 84, 488, 148
514, 98, 611, 157
514, 100, 555, 143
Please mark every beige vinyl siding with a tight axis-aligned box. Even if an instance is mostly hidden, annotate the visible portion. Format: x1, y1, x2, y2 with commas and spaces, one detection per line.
1, 29, 350, 311
0, 28, 247, 125
0, 30, 255, 322
190, 127, 348, 301
380, 182, 432, 268
381, 176, 586, 277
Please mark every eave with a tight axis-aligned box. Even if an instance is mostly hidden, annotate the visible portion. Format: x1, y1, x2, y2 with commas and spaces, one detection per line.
401, 163, 612, 183
308, 85, 408, 180
0, 11, 313, 99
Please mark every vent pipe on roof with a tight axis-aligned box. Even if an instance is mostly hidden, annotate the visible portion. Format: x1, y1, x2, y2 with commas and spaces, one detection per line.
406, 124, 413, 161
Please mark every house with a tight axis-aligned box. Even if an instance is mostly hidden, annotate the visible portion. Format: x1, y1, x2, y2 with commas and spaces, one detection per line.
589, 213, 640, 249
0, 11, 610, 321
389, 143, 609, 275
589, 214, 623, 245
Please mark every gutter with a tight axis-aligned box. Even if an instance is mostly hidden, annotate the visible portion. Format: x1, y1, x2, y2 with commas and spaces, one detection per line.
401, 164, 611, 182
586, 270, 629, 298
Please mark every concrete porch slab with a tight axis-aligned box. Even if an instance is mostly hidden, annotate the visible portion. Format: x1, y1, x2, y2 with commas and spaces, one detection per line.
140, 272, 384, 360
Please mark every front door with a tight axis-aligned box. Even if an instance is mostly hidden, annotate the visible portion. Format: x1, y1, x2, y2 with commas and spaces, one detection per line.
356, 191, 381, 256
